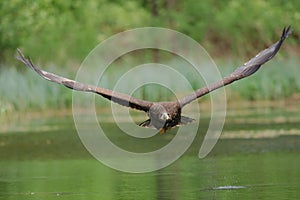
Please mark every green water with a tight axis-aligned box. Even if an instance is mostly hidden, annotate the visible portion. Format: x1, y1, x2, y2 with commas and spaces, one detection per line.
1, 151, 299, 200
1, 108, 300, 199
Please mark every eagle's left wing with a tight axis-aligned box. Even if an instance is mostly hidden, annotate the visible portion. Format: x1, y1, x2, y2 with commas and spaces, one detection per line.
179, 26, 292, 107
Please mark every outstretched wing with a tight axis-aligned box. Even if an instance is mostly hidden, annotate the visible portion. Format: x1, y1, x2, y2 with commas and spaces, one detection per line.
15, 49, 153, 112
179, 26, 292, 107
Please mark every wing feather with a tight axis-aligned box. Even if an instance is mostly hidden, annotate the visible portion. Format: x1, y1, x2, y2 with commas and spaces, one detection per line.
15, 49, 153, 112
179, 26, 292, 107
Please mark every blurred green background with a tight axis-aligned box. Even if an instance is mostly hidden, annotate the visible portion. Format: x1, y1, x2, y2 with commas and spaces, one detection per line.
1, 2, 300, 198
0, 0, 300, 114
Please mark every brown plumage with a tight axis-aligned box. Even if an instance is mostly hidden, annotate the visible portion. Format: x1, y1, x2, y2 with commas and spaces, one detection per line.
15, 26, 291, 133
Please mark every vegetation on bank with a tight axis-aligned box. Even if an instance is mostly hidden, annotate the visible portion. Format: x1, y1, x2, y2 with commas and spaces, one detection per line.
1, 0, 299, 114
1, 0, 299, 65
1, 56, 299, 114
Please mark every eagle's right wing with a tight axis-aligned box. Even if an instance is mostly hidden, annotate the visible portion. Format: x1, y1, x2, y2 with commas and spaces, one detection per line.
15, 49, 153, 112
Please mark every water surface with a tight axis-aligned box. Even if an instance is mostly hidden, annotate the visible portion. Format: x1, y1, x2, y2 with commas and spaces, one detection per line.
1, 107, 300, 199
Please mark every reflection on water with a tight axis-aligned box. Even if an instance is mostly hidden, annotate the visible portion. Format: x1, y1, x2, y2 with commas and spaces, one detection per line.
0, 107, 300, 199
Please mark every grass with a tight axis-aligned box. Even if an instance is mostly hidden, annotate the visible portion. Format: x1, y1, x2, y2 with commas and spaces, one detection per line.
223, 57, 300, 100
1, 56, 299, 115
0, 66, 73, 112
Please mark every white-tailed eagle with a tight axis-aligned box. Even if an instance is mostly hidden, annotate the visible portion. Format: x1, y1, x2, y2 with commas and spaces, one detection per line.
15, 26, 291, 133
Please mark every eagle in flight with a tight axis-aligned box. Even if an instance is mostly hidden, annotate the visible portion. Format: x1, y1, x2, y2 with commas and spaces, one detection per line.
16, 26, 291, 134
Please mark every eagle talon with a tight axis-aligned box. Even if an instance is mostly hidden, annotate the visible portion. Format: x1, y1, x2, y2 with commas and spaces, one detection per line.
159, 128, 166, 134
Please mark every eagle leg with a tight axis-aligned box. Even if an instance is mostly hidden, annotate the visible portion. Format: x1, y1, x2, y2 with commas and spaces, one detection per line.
139, 119, 151, 127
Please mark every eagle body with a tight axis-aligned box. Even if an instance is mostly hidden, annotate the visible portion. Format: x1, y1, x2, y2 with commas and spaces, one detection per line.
139, 102, 195, 133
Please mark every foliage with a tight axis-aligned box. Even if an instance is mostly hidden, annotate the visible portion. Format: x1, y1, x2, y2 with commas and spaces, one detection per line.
1, 0, 299, 65
0, 0, 150, 65
0, 0, 300, 112
165, 0, 300, 56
